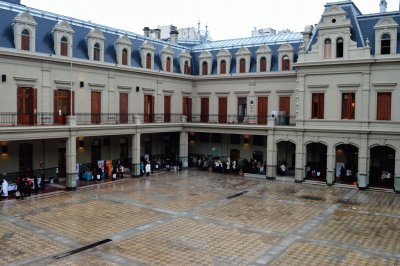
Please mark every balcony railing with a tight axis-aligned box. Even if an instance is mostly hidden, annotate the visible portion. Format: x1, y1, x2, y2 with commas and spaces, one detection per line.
0, 112, 296, 127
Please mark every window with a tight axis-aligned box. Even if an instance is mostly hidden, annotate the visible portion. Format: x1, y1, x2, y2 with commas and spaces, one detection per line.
239, 58, 246, 73
377, 92, 391, 120
324, 39, 332, 59
237, 97, 247, 123
282, 55, 290, 71
146, 53, 152, 69
202, 61, 208, 75
381, 34, 391, 55
336, 38, 343, 58
166, 57, 171, 72
341, 93, 355, 119
122, 48, 128, 65
144, 95, 154, 122
182, 97, 192, 122
184, 61, 190, 74
93, 43, 100, 61
54, 89, 74, 124
311, 93, 324, 119
260, 57, 267, 72
164, 95, 171, 122
220, 60, 226, 74
60, 37, 68, 56
21, 29, 30, 51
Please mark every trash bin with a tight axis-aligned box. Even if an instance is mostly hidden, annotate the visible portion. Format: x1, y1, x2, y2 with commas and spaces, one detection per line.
395, 176, 400, 193
357, 173, 368, 190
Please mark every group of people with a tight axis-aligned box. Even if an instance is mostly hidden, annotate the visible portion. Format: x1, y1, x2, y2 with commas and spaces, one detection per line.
15, 176, 42, 200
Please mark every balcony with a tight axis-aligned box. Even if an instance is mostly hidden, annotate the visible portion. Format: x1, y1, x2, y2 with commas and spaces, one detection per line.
0, 113, 296, 127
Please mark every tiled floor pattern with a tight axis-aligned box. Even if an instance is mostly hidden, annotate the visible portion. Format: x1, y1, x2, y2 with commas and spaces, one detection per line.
0, 170, 399, 265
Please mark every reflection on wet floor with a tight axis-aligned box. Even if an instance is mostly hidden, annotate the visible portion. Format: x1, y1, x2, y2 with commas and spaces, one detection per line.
0, 170, 399, 265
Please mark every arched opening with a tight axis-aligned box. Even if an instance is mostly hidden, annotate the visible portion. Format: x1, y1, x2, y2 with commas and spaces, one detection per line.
324, 38, 331, 59
260, 57, 267, 72
306, 143, 327, 181
122, 48, 128, 65
381, 33, 391, 55
277, 141, 296, 176
335, 144, 358, 184
21, 29, 30, 51
369, 146, 395, 189
202, 61, 208, 75
336, 38, 343, 58
166, 57, 171, 72
19, 143, 33, 177
220, 60, 226, 74
93, 43, 100, 61
239, 58, 246, 73
60, 36, 68, 56
146, 53, 152, 69
281, 55, 290, 71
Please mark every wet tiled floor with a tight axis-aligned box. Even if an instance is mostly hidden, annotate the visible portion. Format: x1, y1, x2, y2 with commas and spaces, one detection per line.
0, 170, 399, 265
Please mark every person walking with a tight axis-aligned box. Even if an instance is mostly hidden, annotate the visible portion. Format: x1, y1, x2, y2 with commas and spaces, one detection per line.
145, 161, 151, 176
1, 178, 8, 199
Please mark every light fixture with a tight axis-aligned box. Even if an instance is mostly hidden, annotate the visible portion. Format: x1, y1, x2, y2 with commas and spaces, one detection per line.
136, 86, 140, 92
79, 141, 84, 149
1, 75, 6, 82
80, 81, 84, 88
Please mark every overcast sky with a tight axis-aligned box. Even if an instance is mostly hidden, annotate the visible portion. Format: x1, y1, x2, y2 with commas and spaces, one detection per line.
21, 0, 399, 40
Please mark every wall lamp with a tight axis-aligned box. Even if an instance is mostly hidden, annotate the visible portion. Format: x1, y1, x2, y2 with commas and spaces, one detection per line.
79, 141, 84, 149
80, 81, 84, 88
136, 86, 140, 92
1, 75, 6, 82
1, 145, 8, 153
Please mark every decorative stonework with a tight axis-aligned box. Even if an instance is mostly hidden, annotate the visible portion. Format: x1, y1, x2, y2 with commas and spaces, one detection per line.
161, 45, 174, 72
140, 41, 155, 69
115, 35, 132, 65
179, 50, 192, 74
13, 12, 37, 51
198, 50, 213, 75
87, 28, 105, 62
52, 21, 74, 57
217, 48, 231, 75
256, 45, 272, 72
235, 47, 251, 74
374, 17, 398, 55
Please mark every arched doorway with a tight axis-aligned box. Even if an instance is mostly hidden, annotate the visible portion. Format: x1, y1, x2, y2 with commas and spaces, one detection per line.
369, 146, 395, 189
335, 144, 358, 184
276, 141, 296, 176
19, 143, 33, 177
306, 143, 327, 181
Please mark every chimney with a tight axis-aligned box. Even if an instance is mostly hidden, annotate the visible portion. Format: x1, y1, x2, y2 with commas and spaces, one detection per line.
380, 0, 387, 13
170, 26, 179, 43
143, 27, 150, 37
154, 28, 161, 39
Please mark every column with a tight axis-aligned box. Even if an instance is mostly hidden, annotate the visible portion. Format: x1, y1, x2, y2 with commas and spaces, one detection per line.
296, 74, 305, 127
266, 131, 276, 180
326, 145, 335, 186
131, 133, 141, 177
357, 135, 369, 189
395, 157, 400, 193
179, 131, 189, 168
294, 133, 305, 183
361, 72, 371, 128
66, 134, 77, 191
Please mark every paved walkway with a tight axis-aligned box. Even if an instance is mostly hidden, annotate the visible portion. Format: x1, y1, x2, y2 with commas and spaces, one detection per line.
0, 170, 399, 265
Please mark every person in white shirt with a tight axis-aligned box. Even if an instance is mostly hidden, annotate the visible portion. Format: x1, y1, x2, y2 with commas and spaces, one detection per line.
145, 162, 151, 176
1, 179, 8, 198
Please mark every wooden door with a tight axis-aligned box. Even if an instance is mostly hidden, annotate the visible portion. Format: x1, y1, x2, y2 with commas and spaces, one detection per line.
91, 91, 101, 124
144, 95, 154, 123
237, 97, 247, 123
164, 95, 171, 122
54, 89, 74, 125
200, 97, 209, 123
119, 93, 128, 123
258, 97, 268, 124
218, 97, 227, 123
17, 87, 36, 125
279, 96, 290, 124
183, 97, 192, 122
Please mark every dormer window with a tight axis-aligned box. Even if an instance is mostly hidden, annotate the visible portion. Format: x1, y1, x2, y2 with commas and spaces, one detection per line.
239, 59, 246, 73
60, 36, 68, 56
324, 39, 331, 59
21, 29, 30, 51
282, 55, 290, 71
146, 53, 152, 69
220, 60, 226, 74
260, 57, 267, 72
202, 61, 208, 75
122, 48, 128, 65
93, 43, 100, 61
336, 38, 344, 58
179, 50, 192, 75
381, 34, 391, 54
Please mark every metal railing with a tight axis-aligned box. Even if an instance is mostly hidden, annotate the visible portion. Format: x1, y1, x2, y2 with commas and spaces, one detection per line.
0, 112, 296, 127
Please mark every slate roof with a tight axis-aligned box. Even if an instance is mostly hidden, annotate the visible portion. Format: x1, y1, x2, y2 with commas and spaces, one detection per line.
1, 0, 399, 75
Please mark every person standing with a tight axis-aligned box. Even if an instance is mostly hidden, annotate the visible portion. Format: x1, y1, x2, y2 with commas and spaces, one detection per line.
1, 179, 8, 199
145, 161, 151, 176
